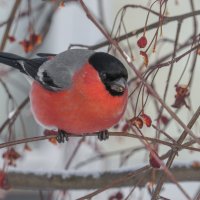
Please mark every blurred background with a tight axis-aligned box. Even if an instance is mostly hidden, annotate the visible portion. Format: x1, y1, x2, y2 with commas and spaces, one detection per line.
0, 0, 200, 199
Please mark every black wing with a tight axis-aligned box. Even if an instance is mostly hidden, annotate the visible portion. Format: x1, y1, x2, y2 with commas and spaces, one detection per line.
37, 53, 57, 57
0, 52, 48, 80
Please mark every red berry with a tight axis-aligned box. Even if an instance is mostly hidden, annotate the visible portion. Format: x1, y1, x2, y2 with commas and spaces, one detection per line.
137, 36, 147, 48
160, 115, 169, 125
115, 192, 123, 200
8, 36, 16, 43
108, 196, 115, 200
0, 171, 8, 189
149, 151, 161, 169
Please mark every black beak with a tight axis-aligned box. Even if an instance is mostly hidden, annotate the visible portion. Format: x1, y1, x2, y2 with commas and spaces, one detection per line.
110, 77, 127, 93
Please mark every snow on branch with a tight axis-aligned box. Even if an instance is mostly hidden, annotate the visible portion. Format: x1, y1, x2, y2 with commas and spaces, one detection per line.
6, 164, 200, 190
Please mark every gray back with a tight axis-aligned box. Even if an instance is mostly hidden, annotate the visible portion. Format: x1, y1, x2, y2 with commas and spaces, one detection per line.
37, 49, 95, 91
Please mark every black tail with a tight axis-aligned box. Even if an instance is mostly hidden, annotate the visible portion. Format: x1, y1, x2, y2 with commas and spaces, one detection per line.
0, 52, 28, 74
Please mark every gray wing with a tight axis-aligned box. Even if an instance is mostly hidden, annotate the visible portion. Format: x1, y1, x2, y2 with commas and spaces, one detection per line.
37, 49, 95, 91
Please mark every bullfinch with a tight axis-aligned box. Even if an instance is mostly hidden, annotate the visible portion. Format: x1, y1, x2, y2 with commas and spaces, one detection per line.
0, 49, 128, 142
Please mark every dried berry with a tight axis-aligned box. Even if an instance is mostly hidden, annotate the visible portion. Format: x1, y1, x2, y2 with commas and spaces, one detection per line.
140, 51, 149, 66
48, 137, 58, 145
19, 40, 33, 53
24, 143, 32, 151
192, 161, 200, 168
141, 113, 152, 127
2, 148, 21, 166
29, 33, 42, 46
172, 85, 190, 109
129, 117, 143, 129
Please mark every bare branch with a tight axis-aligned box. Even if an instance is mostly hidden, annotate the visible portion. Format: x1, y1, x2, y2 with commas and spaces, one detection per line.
6, 165, 200, 191
0, 0, 21, 51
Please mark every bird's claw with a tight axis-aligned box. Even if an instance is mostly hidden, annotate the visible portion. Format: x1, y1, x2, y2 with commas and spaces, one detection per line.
56, 130, 109, 142
97, 130, 109, 141
56, 130, 69, 143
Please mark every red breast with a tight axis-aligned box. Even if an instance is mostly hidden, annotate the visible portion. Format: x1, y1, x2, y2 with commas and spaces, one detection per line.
30, 63, 128, 134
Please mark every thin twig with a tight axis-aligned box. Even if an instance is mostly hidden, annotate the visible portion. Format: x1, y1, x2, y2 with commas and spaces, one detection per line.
0, 0, 21, 51
0, 97, 29, 134
152, 105, 200, 199
84, 10, 200, 50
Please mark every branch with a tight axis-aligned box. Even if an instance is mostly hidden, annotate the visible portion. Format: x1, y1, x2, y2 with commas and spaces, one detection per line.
79, 0, 199, 146
0, 0, 21, 51
148, 43, 200, 71
5, 164, 200, 190
0, 131, 199, 153
152, 105, 200, 199
85, 10, 200, 50
0, 97, 29, 134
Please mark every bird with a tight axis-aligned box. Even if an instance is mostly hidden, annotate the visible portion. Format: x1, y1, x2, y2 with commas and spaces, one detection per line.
0, 49, 128, 142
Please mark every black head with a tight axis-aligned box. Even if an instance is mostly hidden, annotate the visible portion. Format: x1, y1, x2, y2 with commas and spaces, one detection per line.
89, 52, 128, 96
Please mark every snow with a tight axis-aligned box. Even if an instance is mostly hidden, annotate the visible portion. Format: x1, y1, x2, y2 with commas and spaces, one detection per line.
8, 109, 16, 119
122, 51, 132, 63
7, 165, 140, 180
6, 161, 195, 180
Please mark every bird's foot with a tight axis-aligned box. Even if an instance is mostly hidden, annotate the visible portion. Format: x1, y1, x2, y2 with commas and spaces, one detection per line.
97, 130, 109, 141
56, 130, 69, 143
